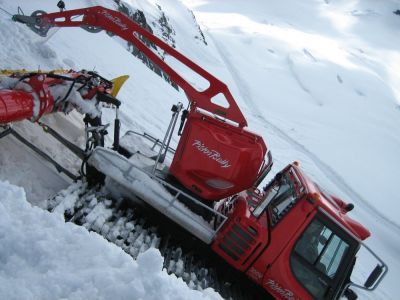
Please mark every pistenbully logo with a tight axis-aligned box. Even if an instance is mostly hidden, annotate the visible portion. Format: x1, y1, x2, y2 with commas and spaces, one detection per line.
192, 140, 231, 168
266, 279, 298, 300
101, 10, 128, 30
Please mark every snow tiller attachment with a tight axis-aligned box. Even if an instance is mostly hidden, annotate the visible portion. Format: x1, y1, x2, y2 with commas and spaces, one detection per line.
0, 69, 123, 180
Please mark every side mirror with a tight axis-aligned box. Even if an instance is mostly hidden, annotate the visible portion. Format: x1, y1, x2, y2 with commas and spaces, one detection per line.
347, 243, 387, 296
364, 264, 385, 288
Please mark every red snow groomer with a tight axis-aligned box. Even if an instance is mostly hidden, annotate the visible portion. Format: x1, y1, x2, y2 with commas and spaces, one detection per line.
0, 6, 387, 300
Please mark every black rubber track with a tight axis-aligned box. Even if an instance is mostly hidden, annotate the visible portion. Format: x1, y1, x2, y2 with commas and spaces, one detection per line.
47, 182, 272, 300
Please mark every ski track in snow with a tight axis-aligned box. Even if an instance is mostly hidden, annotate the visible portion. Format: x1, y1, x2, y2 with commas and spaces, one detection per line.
286, 54, 323, 106
206, 29, 400, 234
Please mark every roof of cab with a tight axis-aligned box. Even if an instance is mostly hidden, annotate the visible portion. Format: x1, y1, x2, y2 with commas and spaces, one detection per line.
289, 163, 370, 241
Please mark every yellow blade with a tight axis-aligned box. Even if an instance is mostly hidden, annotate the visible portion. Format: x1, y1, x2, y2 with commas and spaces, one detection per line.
111, 75, 130, 97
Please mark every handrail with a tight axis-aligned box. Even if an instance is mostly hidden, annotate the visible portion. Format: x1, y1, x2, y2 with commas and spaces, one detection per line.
88, 147, 228, 244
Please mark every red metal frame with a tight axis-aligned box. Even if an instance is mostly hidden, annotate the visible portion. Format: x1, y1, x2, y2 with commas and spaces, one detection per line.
0, 89, 34, 123
28, 6, 248, 127
0, 74, 61, 123
0, 71, 109, 124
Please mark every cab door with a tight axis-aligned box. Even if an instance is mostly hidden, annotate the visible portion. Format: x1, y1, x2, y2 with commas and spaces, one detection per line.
289, 214, 358, 299
263, 212, 358, 299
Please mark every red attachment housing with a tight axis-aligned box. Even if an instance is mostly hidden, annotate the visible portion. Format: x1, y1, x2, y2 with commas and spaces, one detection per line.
170, 111, 267, 201
0, 71, 105, 125
0, 74, 65, 124
26, 74, 59, 120
0, 90, 34, 124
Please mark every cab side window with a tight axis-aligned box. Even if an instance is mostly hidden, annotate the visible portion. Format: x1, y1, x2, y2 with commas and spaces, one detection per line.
290, 218, 350, 299
268, 176, 297, 226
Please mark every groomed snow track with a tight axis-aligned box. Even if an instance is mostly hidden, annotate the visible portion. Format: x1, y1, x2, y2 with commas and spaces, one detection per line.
47, 182, 270, 300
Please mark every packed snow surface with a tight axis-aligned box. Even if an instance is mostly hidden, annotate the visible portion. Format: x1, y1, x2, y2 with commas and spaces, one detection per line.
0, 180, 221, 300
0, 0, 399, 299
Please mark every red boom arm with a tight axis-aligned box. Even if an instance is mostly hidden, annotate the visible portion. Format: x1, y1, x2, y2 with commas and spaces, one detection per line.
14, 6, 248, 127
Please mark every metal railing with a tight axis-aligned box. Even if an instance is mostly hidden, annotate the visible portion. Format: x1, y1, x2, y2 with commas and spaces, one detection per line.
89, 148, 228, 244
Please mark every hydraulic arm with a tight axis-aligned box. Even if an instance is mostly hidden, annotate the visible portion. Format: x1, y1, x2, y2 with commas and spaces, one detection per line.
13, 6, 247, 127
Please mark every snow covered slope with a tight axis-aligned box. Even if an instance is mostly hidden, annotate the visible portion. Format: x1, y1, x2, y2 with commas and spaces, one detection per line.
0, 180, 221, 300
0, 0, 399, 299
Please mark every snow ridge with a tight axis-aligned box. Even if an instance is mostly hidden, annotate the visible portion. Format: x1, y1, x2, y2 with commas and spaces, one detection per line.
0, 180, 221, 300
